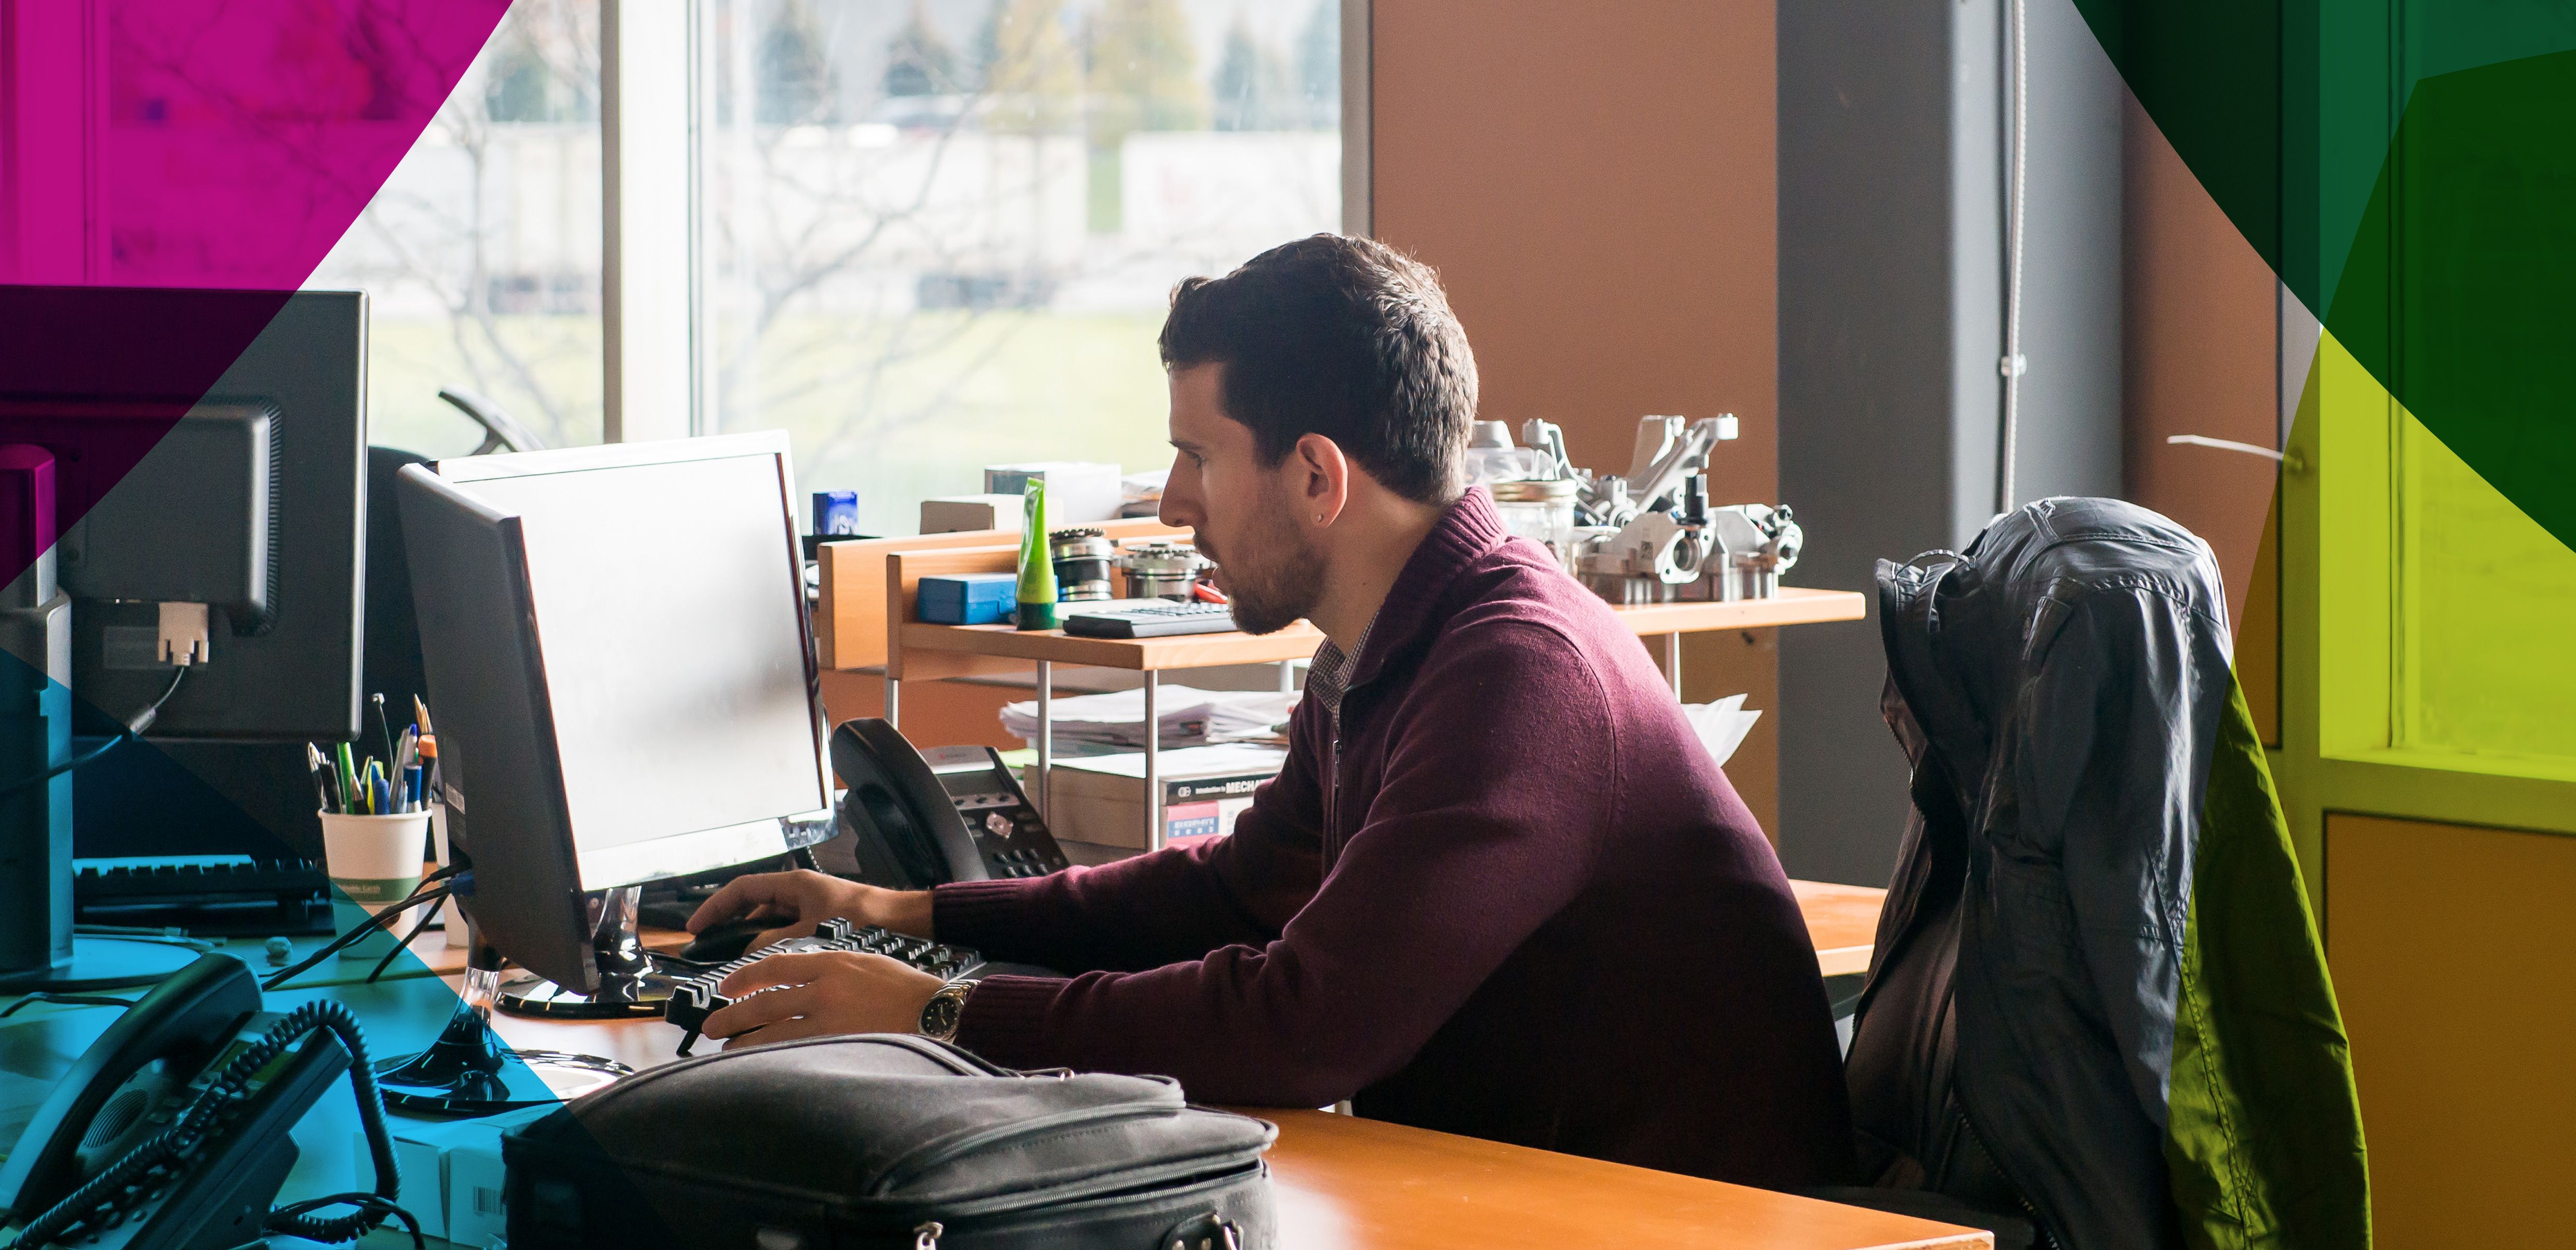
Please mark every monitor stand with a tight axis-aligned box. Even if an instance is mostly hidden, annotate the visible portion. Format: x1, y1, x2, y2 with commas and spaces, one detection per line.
495, 885, 680, 1019
0, 934, 204, 992
375, 926, 632, 1115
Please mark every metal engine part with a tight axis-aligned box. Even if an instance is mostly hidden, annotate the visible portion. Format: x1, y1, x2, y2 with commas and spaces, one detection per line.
1116, 542, 1209, 601
1574, 510, 1714, 606
1574, 414, 1739, 529
1695, 504, 1803, 601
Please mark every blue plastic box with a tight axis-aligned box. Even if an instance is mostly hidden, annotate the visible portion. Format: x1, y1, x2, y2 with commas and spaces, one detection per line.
918, 572, 1019, 625
811, 490, 861, 535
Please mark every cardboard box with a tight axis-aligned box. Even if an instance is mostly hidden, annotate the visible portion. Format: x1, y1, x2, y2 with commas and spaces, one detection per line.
1026, 745, 1286, 849
984, 462, 1123, 525
445, 1124, 518, 1246
363, 1105, 557, 1244
920, 494, 1026, 534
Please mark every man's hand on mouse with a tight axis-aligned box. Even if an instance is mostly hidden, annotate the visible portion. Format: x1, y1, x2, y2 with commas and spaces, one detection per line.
683, 869, 934, 950
702, 950, 946, 1050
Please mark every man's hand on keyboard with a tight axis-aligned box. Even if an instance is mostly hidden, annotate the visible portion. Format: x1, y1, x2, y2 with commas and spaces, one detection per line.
685, 869, 933, 951
703, 949, 945, 1050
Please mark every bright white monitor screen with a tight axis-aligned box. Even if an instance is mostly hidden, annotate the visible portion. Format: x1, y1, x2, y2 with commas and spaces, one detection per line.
455, 445, 828, 889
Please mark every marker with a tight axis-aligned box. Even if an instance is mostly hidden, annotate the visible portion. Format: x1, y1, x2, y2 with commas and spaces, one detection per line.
336, 743, 360, 815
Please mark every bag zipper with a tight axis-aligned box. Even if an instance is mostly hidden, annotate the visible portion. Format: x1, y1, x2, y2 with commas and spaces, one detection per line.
873, 1101, 1180, 1196
891, 1160, 1264, 1245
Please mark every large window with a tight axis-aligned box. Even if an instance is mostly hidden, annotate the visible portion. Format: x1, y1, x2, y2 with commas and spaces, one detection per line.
2393, 412, 2576, 769
700, 0, 1341, 534
305, 0, 606, 457
300, 0, 1338, 518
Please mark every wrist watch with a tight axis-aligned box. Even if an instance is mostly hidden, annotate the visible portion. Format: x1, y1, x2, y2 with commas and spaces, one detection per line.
918, 979, 979, 1043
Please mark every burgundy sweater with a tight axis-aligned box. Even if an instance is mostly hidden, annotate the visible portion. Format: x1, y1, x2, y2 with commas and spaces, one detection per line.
935, 491, 1855, 1187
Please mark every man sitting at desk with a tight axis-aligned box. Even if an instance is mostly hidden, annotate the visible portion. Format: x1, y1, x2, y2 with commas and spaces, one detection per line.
689, 234, 1854, 1188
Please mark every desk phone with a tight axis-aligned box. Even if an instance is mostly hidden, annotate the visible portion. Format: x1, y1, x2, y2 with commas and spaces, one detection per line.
663, 919, 985, 1055
0, 956, 397, 1250
830, 719, 1069, 889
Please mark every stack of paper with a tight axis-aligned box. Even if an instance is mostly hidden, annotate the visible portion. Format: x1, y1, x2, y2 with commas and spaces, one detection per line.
1681, 694, 1763, 768
1000, 686, 1298, 750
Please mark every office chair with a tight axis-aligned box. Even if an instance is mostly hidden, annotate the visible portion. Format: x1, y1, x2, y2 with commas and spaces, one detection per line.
1816, 498, 2367, 1250
437, 388, 547, 456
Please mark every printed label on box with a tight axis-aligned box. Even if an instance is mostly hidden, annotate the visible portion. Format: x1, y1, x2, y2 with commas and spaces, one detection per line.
1166, 801, 1222, 840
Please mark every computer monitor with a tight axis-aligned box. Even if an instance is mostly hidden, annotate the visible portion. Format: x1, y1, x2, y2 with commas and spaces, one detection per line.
0, 288, 368, 990
395, 432, 835, 1015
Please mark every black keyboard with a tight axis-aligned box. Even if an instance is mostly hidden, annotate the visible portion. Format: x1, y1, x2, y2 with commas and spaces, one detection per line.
1062, 600, 1236, 638
73, 855, 328, 902
73, 855, 333, 934
664, 919, 984, 1055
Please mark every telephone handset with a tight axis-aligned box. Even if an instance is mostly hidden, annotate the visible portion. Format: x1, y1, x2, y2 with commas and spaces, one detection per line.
827, 718, 1070, 890
0, 955, 402, 1249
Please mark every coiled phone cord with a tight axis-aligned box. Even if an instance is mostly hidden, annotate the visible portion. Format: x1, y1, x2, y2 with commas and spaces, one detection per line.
6, 1000, 406, 1249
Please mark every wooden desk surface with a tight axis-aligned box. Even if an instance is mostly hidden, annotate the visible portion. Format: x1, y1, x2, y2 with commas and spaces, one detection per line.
1, 895, 1920, 1250
1792, 880, 1886, 978
457, 990, 1978, 1250
409, 890, 1882, 986
1243, 1108, 1981, 1250
901, 587, 1868, 673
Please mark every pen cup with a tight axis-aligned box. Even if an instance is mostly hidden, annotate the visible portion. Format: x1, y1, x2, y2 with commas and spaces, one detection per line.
319, 809, 432, 963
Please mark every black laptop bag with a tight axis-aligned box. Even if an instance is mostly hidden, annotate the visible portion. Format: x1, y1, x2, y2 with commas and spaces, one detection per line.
501, 1034, 1277, 1250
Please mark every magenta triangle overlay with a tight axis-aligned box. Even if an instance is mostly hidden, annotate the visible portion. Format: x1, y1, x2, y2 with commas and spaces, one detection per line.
1, 0, 511, 587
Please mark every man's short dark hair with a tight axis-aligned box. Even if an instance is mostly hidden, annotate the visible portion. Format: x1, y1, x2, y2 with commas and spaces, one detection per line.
1158, 234, 1477, 504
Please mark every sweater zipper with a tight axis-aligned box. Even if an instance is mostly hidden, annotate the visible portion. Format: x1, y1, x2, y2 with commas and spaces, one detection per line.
1326, 694, 1345, 848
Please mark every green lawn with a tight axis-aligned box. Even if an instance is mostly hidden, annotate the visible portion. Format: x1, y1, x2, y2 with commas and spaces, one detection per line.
361, 308, 1177, 536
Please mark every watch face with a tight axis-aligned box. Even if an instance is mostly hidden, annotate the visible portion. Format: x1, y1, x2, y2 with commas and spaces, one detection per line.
922, 989, 964, 1039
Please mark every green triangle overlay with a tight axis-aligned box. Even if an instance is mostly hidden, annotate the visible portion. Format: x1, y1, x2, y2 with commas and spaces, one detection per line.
2071, 1, 2576, 554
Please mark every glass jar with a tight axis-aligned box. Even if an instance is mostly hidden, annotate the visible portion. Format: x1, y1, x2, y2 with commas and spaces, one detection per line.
1491, 479, 1579, 569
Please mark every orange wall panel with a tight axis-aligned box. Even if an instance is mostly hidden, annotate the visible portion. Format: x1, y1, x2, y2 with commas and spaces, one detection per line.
1371, 0, 1780, 832
2121, 95, 2279, 628
2326, 814, 2576, 1246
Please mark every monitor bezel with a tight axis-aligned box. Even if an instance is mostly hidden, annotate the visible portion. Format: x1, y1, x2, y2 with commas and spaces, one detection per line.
432, 432, 835, 893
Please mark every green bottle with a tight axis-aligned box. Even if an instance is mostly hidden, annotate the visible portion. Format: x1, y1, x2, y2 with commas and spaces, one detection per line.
1014, 478, 1058, 630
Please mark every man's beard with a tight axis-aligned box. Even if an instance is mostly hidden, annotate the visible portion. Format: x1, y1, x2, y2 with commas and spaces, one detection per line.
1212, 488, 1324, 636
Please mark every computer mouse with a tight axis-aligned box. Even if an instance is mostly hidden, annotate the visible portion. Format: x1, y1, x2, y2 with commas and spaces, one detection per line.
674, 919, 773, 965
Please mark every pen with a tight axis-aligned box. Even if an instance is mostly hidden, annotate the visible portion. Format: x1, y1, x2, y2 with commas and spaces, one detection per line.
403, 763, 423, 813
371, 694, 397, 774
368, 761, 391, 816
306, 744, 339, 814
